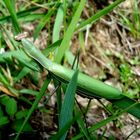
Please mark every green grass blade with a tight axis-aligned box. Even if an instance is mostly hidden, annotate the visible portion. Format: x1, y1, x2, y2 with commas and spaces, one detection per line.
15, 56, 39, 71
42, 39, 62, 56
0, 71, 9, 86
19, 89, 39, 96
0, 2, 60, 24
74, 108, 90, 140
19, 13, 45, 22
72, 102, 139, 140
0, 7, 43, 24
79, 31, 85, 52
33, 4, 58, 40
133, 0, 140, 28
2, 50, 40, 71
51, 114, 80, 140
51, 119, 74, 140
111, 97, 140, 119
119, 13, 137, 35
65, 50, 79, 68
76, 0, 125, 31
19, 96, 32, 106
53, 79, 62, 118
59, 69, 79, 140
54, 0, 86, 63
1, 25, 19, 49
0, 50, 19, 61
14, 67, 31, 83
3, 0, 21, 34
52, 4, 64, 43
14, 77, 51, 140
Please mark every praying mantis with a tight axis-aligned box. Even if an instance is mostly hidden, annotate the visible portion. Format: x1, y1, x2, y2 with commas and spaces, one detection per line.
20, 38, 140, 119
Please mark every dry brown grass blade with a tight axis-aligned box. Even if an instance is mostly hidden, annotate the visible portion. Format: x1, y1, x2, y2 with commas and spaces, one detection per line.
0, 85, 18, 97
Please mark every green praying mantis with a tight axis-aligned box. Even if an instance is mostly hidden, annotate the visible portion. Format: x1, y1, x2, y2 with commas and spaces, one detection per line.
21, 38, 140, 119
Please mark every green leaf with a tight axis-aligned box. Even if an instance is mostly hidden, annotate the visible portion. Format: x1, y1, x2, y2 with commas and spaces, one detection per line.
0, 106, 4, 117
12, 119, 32, 132
5, 98, 17, 116
59, 69, 79, 140
3, 0, 21, 34
15, 109, 29, 120
0, 116, 9, 126
0, 95, 10, 106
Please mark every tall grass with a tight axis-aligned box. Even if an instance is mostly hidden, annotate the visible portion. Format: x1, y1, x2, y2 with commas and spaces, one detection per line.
0, 0, 139, 139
